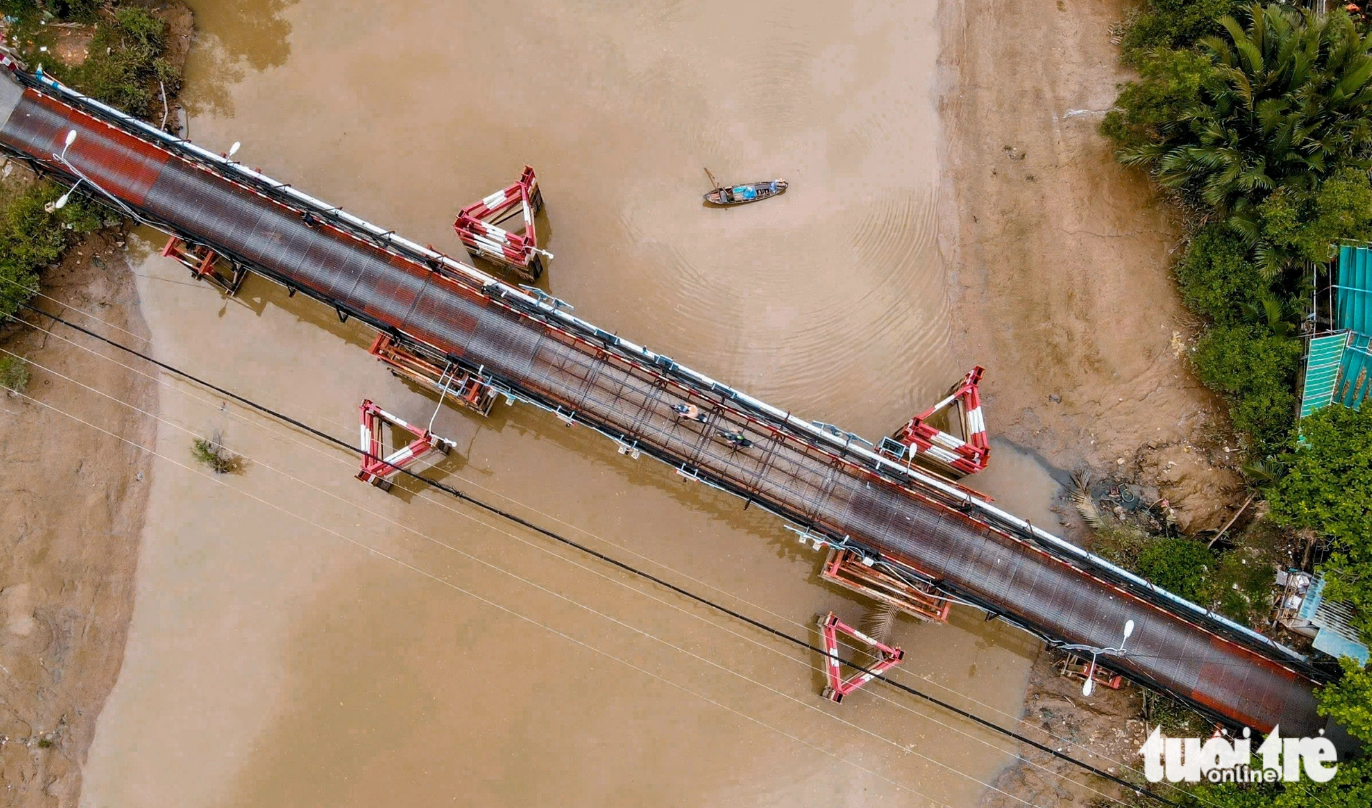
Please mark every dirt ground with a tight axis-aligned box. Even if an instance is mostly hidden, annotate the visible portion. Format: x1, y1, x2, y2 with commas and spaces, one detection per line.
0, 5, 190, 806
0, 230, 156, 807
937, 0, 1248, 804
938, 0, 1246, 538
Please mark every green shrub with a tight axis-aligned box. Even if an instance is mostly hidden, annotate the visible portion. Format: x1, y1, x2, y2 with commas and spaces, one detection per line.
1118, 0, 1249, 62
1258, 168, 1372, 269
1192, 324, 1301, 452
49, 7, 177, 119
0, 354, 28, 393
191, 434, 240, 474
1269, 405, 1372, 642
0, 182, 101, 322
1175, 224, 1264, 324
1318, 657, 1372, 743
1202, 549, 1272, 625
1101, 47, 1214, 153
1137, 537, 1213, 601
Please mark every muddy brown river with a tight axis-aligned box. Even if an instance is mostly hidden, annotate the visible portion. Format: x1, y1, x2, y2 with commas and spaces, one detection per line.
78, 1, 1062, 805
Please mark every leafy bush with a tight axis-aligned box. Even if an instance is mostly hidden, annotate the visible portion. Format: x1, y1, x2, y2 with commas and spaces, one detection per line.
1269, 405, 1372, 642
0, 354, 28, 393
1192, 324, 1301, 452
1175, 223, 1264, 324
1258, 167, 1372, 269
1318, 657, 1372, 744
0, 181, 101, 321
191, 434, 240, 474
1101, 47, 1214, 152
44, 7, 178, 119
1117, 0, 1249, 62
1137, 537, 1213, 601
1116, 7, 1372, 278
1201, 549, 1273, 625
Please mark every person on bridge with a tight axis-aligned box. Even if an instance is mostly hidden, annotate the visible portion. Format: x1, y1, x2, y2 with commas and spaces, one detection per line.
718, 429, 754, 450
672, 403, 708, 423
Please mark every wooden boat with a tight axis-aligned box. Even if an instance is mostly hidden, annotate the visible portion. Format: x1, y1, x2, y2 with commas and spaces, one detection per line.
703, 168, 787, 206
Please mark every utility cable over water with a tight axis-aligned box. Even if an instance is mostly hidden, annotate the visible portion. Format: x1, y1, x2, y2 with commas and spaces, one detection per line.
15, 302, 1186, 808
2, 317, 1148, 808
0, 277, 1187, 807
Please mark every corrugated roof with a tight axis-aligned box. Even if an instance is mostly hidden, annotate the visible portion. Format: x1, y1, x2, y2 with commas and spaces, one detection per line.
1334, 335, 1372, 410
1301, 332, 1348, 417
1297, 576, 1370, 665
1338, 245, 1372, 336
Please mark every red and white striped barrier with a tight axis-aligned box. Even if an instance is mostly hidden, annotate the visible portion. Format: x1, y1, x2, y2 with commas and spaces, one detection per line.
453, 166, 549, 281
818, 612, 904, 704
891, 366, 990, 478
355, 399, 457, 492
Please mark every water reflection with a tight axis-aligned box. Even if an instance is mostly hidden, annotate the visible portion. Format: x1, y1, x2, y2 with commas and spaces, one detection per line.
180, 0, 296, 117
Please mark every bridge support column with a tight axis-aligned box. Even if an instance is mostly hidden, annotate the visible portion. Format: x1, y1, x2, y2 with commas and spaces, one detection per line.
161, 236, 246, 294
818, 612, 904, 704
890, 366, 990, 479
820, 549, 951, 622
368, 334, 497, 416
1055, 653, 1124, 691
453, 165, 550, 282
355, 399, 457, 492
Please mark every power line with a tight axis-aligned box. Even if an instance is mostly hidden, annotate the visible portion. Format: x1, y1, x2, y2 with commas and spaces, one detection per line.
1, 381, 946, 804
17, 302, 1180, 807
4, 334, 1140, 808
0, 275, 1201, 799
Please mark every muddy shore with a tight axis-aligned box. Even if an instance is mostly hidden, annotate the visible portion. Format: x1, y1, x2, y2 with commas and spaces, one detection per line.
937, 0, 1241, 804
0, 4, 191, 805
0, 232, 156, 806
938, 0, 1245, 537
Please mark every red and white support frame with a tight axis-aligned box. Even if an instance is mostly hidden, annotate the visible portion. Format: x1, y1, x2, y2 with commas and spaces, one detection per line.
453, 166, 549, 282
818, 612, 905, 704
161, 235, 247, 294
356, 399, 457, 492
367, 334, 497, 416
820, 549, 951, 623
891, 366, 990, 478
1055, 653, 1124, 691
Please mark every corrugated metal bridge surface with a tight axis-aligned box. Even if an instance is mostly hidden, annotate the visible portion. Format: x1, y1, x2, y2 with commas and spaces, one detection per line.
0, 74, 1326, 735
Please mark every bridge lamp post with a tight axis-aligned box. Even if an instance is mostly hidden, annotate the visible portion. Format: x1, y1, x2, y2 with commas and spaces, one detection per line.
50, 129, 142, 222
1063, 619, 1135, 697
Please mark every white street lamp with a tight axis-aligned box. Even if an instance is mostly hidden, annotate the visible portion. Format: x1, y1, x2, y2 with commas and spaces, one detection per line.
1068, 619, 1135, 698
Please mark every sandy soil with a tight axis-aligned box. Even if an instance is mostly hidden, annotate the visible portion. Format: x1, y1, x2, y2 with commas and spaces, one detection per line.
0, 6, 191, 805
0, 230, 156, 807
936, 1, 1252, 805
938, 0, 1245, 536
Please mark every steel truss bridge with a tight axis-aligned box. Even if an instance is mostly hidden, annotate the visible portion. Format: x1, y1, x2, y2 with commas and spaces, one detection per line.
0, 63, 1331, 736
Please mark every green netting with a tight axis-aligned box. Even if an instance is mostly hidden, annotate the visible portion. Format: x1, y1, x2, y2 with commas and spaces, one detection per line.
1301, 333, 1348, 418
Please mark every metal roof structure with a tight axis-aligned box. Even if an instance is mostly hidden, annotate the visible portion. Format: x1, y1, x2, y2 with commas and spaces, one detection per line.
1299, 246, 1372, 417
1296, 576, 1370, 666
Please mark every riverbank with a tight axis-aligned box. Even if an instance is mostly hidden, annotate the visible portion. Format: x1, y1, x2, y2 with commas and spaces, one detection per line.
0, 231, 156, 806
939, 0, 1245, 538
937, 0, 1237, 804
0, 4, 191, 804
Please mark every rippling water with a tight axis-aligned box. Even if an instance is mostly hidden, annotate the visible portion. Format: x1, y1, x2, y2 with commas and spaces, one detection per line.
76, 2, 1058, 806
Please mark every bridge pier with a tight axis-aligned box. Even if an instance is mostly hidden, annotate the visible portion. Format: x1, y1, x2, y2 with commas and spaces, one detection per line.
367, 334, 497, 416
162, 236, 247, 294
453, 165, 549, 282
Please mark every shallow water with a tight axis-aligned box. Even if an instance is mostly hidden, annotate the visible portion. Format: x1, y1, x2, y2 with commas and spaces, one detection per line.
77, 1, 1061, 805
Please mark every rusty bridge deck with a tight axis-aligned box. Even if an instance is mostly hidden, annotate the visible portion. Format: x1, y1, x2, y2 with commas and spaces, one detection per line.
0, 66, 1329, 736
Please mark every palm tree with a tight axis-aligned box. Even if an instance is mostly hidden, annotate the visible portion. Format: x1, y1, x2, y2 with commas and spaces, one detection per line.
1122, 5, 1372, 273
